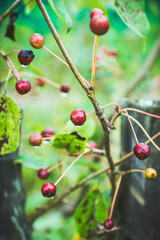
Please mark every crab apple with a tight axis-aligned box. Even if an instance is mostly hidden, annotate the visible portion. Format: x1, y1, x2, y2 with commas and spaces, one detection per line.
18, 49, 35, 66
90, 15, 109, 36
35, 77, 46, 87
29, 133, 42, 146
145, 168, 157, 180
70, 109, 86, 126
41, 182, 56, 198
104, 218, 114, 230
90, 8, 104, 19
37, 168, 49, 180
30, 33, 44, 49
88, 141, 98, 149
15, 79, 31, 95
133, 143, 150, 160
41, 127, 55, 138
60, 83, 70, 93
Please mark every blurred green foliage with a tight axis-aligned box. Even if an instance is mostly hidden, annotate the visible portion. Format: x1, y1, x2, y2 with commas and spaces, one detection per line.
0, 0, 160, 239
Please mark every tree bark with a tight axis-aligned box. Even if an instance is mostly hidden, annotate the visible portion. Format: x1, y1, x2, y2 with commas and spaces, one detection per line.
116, 99, 160, 240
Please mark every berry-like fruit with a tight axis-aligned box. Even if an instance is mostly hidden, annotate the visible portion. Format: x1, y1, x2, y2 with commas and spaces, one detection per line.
30, 33, 44, 49
70, 109, 86, 126
145, 168, 157, 180
60, 83, 70, 93
88, 141, 98, 149
41, 127, 55, 138
104, 219, 114, 230
90, 15, 109, 36
90, 8, 104, 19
37, 168, 49, 180
35, 78, 46, 87
133, 143, 150, 160
29, 133, 42, 146
41, 182, 56, 198
18, 49, 35, 66
15, 79, 31, 95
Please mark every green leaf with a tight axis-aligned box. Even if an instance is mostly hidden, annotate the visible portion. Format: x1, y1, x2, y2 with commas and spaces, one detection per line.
114, 0, 150, 38
74, 189, 108, 238
65, 118, 96, 139
52, 132, 86, 153
0, 95, 21, 155
47, 0, 72, 33
23, 0, 37, 14
15, 154, 48, 170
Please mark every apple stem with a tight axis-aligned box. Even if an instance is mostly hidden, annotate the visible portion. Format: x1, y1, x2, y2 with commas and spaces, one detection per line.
86, 102, 120, 116
122, 112, 160, 151
91, 35, 99, 89
121, 107, 160, 119
42, 45, 70, 68
7, 57, 20, 81
4, 69, 12, 95
6, 49, 19, 55
54, 149, 91, 186
109, 174, 122, 219
122, 169, 145, 175
124, 110, 139, 144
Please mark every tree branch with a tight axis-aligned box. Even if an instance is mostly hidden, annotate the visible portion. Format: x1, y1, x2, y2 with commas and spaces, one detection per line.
124, 35, 160, 97
0, 0, 23, 23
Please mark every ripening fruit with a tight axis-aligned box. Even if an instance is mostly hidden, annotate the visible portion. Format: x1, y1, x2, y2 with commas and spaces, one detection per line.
15, 79, 31, 95
29, 133, 42, 146
90, 15, 110, 36
41, 127, 55, 138
60, 83, 70, 93
90, 8, 104, 19
35, 78, 46, 87
70, 109, 86, 126
133, 143, 150, 160
104, 218, 114, 230
41, 182, 56, 198
88, 141, 98, 149
145, 168, 157, 180
37, 168, 49, 180
18, 49, 35, 66
30, 33, 44, 49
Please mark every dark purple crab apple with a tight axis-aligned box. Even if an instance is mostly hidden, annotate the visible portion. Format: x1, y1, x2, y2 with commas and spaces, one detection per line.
30, 33, 44, 49
90, 8, 104, 19
133, 143, 150, 160
104, 218, 114, 230
29, 133, 42, 146
90, 14, 110, 36
37, 168, 49, 180
70, 109, 86, 126
41, 182, 56, 198
15, 79, 31, 95
60, 83, 70, 93
18, 49, 35, 66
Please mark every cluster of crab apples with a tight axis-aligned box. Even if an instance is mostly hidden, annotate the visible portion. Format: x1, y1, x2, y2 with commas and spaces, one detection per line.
15, 35, 70, 95
17, 7, 157, 232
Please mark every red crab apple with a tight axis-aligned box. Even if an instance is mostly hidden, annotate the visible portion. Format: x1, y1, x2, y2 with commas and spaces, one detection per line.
41, 127, 55, 138
90, 15, 109, 36
41, 182, 56, 198
90, 8, 104, 19
37, 168, 49, 180
18, 49, 35, 66
104, 218, 114, 230
88, 141, 98, 149
133, 143, 150, 160
70, 109, 86, 126
35, 78, 46, 87
30, 33, 44, 49
15, 79, 31, 95
60, 83, 70, 93
29, 133, 42, 146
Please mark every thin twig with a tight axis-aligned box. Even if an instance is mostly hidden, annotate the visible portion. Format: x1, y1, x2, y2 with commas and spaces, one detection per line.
0, 0, 23, 23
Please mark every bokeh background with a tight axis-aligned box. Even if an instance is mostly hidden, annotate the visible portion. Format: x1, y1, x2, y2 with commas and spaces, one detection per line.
0, 0, 160, 239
